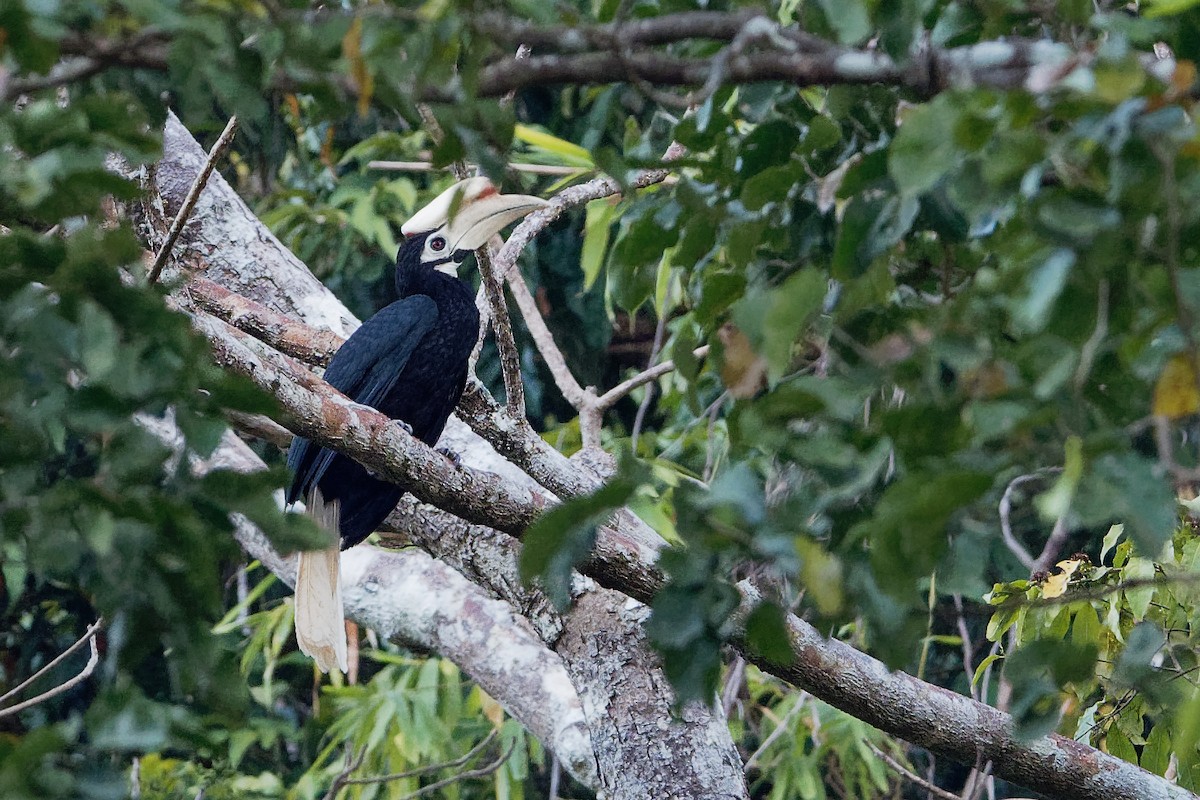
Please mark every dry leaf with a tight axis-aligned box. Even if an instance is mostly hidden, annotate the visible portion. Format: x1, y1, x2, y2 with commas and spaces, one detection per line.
1153, 354, 1200, 419
1041, 557, 1085, 599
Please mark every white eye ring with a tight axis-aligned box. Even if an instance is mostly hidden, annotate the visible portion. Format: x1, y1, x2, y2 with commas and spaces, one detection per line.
429, 236, 446, 252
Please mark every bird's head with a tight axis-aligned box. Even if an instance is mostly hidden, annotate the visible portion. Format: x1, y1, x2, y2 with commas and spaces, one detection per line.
397, 177, 547, 280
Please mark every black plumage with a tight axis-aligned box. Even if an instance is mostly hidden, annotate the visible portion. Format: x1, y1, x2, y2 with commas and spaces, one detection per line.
285, 230, 480, 547
286, 177, 544, 673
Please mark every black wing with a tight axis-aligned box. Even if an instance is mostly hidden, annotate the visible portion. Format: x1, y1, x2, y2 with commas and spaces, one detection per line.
286, 295, 438, 505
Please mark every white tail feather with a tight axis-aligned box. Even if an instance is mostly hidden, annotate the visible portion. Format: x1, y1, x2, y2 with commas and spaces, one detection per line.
294, 491, 348, 674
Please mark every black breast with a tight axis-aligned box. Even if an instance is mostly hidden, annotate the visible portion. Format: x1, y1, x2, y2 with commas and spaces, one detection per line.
312, 272, 479, 547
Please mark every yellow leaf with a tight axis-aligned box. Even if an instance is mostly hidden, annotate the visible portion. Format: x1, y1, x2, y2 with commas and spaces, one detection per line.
1153, 354, 1200, 419
1041, 557, 1085, 599
514, 124, 594, 167
342, 17, 375, 119
718, 323, 767, 399
477, 688, 505, 728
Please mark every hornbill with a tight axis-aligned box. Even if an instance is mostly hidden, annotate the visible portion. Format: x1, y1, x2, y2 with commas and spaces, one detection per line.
286, 177, 546, 672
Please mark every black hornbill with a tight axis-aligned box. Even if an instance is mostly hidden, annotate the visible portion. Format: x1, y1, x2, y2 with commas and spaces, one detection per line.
286, 177, 546, 672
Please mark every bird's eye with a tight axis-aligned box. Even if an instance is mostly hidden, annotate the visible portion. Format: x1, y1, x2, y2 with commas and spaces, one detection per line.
429, 236, 446, 252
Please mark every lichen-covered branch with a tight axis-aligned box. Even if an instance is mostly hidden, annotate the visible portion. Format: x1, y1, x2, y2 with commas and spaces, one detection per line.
141, 417, 599, 789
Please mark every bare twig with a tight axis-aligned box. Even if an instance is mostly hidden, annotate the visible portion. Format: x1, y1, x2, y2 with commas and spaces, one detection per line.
865, 741, 960, 800
341, 730, 499, 788
720, 655, 745, 720
1073, 279, 1109, 392
321, 747, 367, 800
147, 116, 239, 284
597, 345, 710, 411
347, 739, 514, 800
1031, 514, 1073, 575
998, 473, 1042, 571
962, 760, 996, 800
0, 619, 103, 718
491, 142, 687, 450
743, 691, 808, 772
630, 306, 669, 449
952, 594, 977, 700
476, 243, 527, 418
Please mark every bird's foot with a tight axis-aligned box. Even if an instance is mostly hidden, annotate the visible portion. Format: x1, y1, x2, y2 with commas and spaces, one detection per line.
396, 420, 413, 435
437, 447, 462, 468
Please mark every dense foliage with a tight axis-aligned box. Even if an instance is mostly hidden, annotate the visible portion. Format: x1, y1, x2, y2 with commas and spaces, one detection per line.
6, 0, 1200, 798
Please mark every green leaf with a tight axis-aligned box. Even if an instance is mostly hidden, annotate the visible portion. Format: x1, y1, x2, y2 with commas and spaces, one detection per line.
972, 653, 1002, 688
1011, 248, 1075, 333
513, 124, 594, 167
1005, 638, 1098, 739
743, 602, 793, 666
889, 95, 963, 196
857, 471, 993, 597
817, 0, 872, 44
519, 477, 637, 607
581, 199, 618, 291
1100, 523, 1125, 565
1141, 721, 1171, 775
1075, 453, 1175, 559
1123, 557, 1156, 621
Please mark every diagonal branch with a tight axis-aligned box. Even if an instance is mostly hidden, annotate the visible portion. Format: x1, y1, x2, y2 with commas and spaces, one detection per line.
148, 116, 239, 284
0, 619, 103, 718
136, 112, 1195, 800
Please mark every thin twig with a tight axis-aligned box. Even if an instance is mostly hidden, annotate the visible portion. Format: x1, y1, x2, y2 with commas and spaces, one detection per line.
549, 754, 561, 800
865, 741, 960, 800
1073, 279, 1109, 392
148, 116, 239, 284
490, 141, 687, 448
630, 305, 669, 449
341, 730, 499, 787
962, 760, 995, 800
396, 740, 515, 800
1031, 513, 1072, 575
476, 243, 526, 418
321, 747, 367, 800
505, 266, 588, 408
998, 473, 1044, 571
0, 619, 103, 718
744, 691, 808, 772
952, 594, 977, 700
598, 346, 711, 411
720, 655, 746, 720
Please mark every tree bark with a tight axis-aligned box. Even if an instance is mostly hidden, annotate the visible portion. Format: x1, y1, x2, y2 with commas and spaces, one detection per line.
130, 110, 1199, 800
128, 111, 751, 800
557, 590, 748, 800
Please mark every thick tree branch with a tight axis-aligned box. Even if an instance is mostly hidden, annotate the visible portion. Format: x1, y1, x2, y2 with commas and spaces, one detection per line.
134, 112, 1195, 800
14, 15, 1172, 115
187, 276, 342, 367
156, 422, 600, 789
131, 113, 738, 799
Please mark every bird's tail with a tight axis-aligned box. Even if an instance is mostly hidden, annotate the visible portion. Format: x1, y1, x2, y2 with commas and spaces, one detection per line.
294, 489, 348, 674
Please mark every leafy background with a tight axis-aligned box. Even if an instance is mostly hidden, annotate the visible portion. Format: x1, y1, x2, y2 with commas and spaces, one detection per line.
5, 0, 1200, 797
